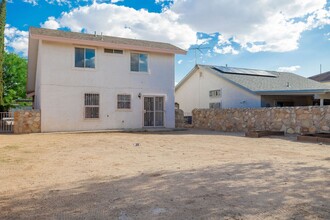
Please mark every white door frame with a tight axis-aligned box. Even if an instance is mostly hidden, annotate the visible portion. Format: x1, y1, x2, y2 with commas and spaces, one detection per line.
142, 95, 166, 127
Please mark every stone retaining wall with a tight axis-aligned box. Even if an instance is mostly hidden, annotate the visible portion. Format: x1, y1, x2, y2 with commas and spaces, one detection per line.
192, 106, 330, 134
175, 109, 185, 128
14, 110, 41, 134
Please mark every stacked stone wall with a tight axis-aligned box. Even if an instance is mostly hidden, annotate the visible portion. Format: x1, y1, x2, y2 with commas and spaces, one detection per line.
192, 106, 330, 134
175, 109, 185, 128
14, 110, 41, 134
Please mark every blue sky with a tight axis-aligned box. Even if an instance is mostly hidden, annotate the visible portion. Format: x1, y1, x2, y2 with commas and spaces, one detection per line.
5, 0, 330, 83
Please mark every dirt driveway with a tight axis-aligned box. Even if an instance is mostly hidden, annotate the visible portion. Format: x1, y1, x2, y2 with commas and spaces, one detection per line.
0, 130, 329, 219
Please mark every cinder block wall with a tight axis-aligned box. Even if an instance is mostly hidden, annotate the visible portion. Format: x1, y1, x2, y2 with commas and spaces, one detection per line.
14, 110, 41, 134
193, 106, 330, 134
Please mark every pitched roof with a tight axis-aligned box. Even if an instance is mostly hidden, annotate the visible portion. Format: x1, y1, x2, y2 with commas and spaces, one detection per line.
309, 71, 330, 83
176, 65, 330, 95
29, 27, 186, 55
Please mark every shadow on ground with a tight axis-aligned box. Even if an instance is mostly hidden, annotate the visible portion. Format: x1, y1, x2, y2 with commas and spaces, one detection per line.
1, 162, 329, 219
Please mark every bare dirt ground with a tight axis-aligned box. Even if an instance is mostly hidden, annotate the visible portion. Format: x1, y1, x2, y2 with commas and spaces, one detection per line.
0, 130, 329, 219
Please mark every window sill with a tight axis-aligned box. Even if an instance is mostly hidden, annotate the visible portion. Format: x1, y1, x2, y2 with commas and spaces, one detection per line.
84, 118, 100, 121
116, 109, 132, 112
73, 67, 97, 72
129, 71, 150, 75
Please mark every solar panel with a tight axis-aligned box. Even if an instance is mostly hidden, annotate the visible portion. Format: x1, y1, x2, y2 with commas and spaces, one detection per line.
213, 66, 276, 77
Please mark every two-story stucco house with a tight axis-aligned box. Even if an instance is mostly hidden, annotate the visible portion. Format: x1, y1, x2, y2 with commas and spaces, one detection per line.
27, 27, 186, 132
175, 65, 330, 116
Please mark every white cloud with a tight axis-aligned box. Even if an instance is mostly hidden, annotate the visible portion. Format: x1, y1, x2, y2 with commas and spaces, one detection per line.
204, 49, 213, 58
217, 34, 230, 45
155, 0, 173, 10
5, 25, 29, 56
17, 0, 330, 55
22, 0, 114, 7
46, 0, 70, 5
41, 16, 60, 29
23, 0, 38, 5
278, 65, 301, 72
177, 59, 183, 64
23, 0, 71, 6
306, 8, 330, 29
213, 45, 239, 55
111, 0, 123, 3
54, 3, 196, 49
196, 37, 212, 45
168, 0, 330, 52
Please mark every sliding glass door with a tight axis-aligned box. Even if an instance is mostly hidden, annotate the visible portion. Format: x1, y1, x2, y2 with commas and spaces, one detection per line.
144, 96, 164, 127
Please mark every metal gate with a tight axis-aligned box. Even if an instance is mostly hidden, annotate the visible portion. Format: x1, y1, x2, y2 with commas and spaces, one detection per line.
143, 96, 165, 127
0, 112, 14, 133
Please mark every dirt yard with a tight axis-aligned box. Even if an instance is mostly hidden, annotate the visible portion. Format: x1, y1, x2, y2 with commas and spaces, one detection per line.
0, 130, 329, 219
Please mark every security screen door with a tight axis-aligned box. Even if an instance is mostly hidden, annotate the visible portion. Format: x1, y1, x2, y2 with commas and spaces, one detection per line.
144, 97, 164, 127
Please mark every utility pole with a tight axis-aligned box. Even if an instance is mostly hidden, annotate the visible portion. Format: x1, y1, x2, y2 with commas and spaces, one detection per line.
0, 0, 6, 106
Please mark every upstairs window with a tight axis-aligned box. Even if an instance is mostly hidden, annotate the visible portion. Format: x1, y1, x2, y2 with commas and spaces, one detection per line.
84, 93, 99, 119
130, 53, 148, 72
209, 89, 221, 97
75, 47, 95, 68
117, 94, 131, 109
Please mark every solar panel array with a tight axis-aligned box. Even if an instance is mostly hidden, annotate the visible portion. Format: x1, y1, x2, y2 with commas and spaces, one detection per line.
213, 66, 276, 77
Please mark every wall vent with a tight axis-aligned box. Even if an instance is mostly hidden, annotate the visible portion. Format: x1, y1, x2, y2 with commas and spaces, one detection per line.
104, 48, 124, 54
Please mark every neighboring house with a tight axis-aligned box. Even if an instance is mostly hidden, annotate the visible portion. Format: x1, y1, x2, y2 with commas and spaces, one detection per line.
27, 27, 186, 132
175, 65, 330, 116
309, 71, 330, 85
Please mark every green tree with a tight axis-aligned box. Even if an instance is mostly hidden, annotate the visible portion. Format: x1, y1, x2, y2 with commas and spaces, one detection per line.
0, 0, 6, 105
1, 52, 27, 111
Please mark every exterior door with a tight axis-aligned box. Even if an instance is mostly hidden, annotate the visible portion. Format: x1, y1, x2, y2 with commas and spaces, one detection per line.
144, 96, 164, 127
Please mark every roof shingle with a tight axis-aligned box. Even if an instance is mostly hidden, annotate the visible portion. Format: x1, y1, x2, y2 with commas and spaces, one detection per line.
197, 65, 330, 94
309, 71, 330, 83
29, 27, 186, 54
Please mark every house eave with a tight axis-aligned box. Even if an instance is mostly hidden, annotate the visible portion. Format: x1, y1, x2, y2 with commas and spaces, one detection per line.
175, 65, 258, 95
256, 89, 330, 95
30, 33, 187, 55
175, 65, 200, 91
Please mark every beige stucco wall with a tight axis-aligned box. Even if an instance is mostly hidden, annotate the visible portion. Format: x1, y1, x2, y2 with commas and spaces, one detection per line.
193, 106, 330, 134
175, 67, 261, 116
34, 41, 176, 132
14, 110, 41, 134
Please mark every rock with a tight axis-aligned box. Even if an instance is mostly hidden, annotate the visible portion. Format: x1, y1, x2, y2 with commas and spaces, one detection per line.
13, 110, 41, 134
309, 126, 317, 133
151, 208, 167, 215
191, 106, 330, 134
301, 120, 310, 128
287, 128, 295, 134
321, 126, 330, 131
